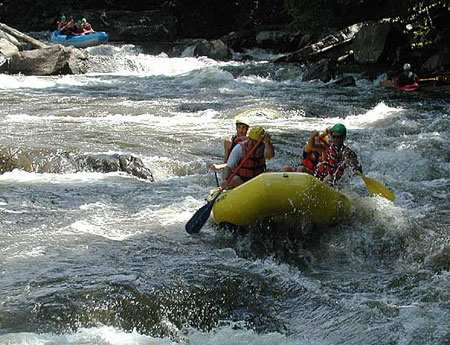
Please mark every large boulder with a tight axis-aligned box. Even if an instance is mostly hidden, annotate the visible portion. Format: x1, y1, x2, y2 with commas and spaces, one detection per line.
425, 246, 450, 272
0, 37, 18, 57
302, 58, 336, 83
0, 148, 154, 181
0, 53, 6, 70
75, 154, 154, 181
220, 30, 256, 51
274, 23, 362, 63
7, 45, 89, 75
421, 49, 450, 73
0, 29, 23, 48
351, 21, 402, 64
181, 39, 232, 60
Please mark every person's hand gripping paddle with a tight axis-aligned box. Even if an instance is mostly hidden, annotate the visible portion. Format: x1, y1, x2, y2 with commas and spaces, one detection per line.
185, 137, 263, 234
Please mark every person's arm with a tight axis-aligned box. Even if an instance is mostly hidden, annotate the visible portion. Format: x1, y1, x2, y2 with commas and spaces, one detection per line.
223, 138, 232, 163
209, 163, 227, 172
263, 133, 274, 160
343, 147, 362, 174
221, 144, 243, 186
222, 166, 232, 186
305, 131, 319, 150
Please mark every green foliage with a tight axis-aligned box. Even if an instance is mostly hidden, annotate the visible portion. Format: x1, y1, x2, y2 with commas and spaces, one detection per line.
401, 0, 447, 50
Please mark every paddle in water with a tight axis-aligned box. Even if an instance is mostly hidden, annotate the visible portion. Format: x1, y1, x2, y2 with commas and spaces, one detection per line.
185, 189, 222, 234
358, 172, 396, 201
185, 137, 264, 234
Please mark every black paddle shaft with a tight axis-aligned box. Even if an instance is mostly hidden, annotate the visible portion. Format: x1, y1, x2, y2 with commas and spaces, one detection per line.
185, 192, 221, 234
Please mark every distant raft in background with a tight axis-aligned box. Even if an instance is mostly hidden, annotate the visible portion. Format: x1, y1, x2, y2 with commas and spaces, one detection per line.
50, 31, 108, 48
211, 172, 352, 227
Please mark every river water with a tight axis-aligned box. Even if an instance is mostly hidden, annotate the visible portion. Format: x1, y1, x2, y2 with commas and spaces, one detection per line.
0, 45, 449, 345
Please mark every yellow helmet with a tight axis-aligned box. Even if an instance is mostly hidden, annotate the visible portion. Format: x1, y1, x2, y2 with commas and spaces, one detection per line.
248, 126, 265, 141
235, 116, 249, 127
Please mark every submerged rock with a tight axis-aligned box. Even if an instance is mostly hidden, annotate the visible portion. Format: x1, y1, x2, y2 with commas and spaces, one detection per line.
426, 246, 450, 272
181, 39, 232, 60
327, 75, 356, 87
0, 37, 19, 57
0, 148, 154, 181
75, 154, 154, 181
302, 58, 337, 82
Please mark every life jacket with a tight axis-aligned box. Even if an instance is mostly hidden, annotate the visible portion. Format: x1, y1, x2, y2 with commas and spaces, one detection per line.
57, 21, 67, 31
61, 20, 76, 35
314, 144, 360, 184
82, 23, 94, 34
302, 134, 328, 172
302, 151, 320, 172
236, 140, 266, 179
225, 134, 247, 162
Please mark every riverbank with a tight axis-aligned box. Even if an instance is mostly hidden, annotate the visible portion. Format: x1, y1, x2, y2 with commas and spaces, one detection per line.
1, 1, 449, 80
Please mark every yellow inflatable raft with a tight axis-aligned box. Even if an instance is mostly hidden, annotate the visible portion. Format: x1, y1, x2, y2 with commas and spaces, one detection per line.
212, 172, 351, 226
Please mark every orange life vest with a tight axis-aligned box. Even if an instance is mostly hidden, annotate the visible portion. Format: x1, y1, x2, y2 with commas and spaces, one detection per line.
302, 133, 328, 172
236, 140, 266, 179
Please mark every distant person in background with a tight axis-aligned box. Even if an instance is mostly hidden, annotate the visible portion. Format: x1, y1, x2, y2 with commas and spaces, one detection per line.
81, 18, 94, 33
60, 16, 76, 35
73, 20, 84, 35
57, 15, 67, 31
397, 63, 418, 87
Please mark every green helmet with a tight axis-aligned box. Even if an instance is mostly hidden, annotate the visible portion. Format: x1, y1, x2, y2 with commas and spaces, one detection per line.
330, 123, 347, 137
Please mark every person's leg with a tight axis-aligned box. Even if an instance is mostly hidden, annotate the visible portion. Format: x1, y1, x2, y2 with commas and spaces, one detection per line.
227, 175, 244, 188
282, 165, 295, 172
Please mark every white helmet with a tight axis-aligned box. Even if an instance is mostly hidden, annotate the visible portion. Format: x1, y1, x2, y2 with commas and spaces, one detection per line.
235, 116, 250, 127
403, 63, 411, 71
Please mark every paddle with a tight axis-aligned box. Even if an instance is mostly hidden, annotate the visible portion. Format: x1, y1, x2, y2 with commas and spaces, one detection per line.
419, 74, 450, 82
357, 172, 396, 201
213, 171, 220, 187
185, 137, 264, 234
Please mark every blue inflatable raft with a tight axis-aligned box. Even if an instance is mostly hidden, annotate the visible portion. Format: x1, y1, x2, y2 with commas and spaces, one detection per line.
50, 31, 108, 48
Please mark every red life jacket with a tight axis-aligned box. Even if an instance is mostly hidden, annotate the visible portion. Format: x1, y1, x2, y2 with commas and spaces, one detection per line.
302, 153, 318, 172
236, 140, 266, 179
314, 144, 341, 180
314, 144, 360, 183
302, 134, 328, 172
225, 134, 247, 161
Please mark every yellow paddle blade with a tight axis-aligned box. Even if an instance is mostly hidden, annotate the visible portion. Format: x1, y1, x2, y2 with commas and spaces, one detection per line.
360, 174, 396, 201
